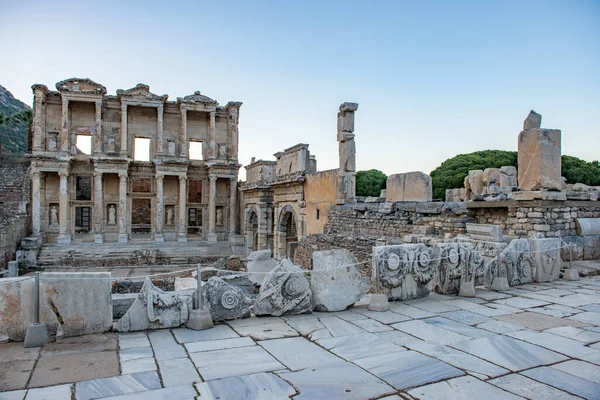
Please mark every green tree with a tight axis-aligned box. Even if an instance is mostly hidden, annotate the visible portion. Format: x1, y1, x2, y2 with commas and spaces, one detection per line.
562, 155, 600, 186
356, 169, 387, 197
9, 109, 33, 152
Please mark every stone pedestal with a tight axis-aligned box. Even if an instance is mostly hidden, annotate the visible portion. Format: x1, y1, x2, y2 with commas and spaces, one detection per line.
207, 233, 218, 243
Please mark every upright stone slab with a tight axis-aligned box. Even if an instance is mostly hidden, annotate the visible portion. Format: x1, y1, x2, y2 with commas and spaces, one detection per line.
116, 277, 192, 332
252, 260, 311, 316
8, 261, 18, 277
466, 223, 503, 242
203, 277, 253, 322
465, 170, 485, 198
386, 171, 432, 202
311, 249, 370, 312
518, 111, 562, 191
529, 237, 561, 282
0, 277, 34, 341
247, 249, 279, 286
433, 243, 483, 295
372, 244, 436, 301
485, 239, 533, 288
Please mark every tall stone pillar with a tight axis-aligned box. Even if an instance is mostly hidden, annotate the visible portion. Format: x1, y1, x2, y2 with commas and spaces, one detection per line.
57, 171, 71, 245
207, 175, 217, 242
60, 97, 69, 152
156, 104, 164, 155
32, 85, 48, 152
257, 203, 268, 250
155, 175, 164, 242
180, 108, 188, 158
94, 100, 102, 156
225, 102, 242, 160
229, 177, 237, 237
208, 111, 216, 159
31, 171, 41, 236
337, 102, 358, 204
178, 176, 187, 243
120, 104, 128, 156
94, 172, 103, 244
118, 172, 128, 243
298, 206, 306, 239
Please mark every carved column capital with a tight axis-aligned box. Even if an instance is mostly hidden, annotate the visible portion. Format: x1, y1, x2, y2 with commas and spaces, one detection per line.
118, 172, 128, 180
156, 174, 164, 182
178, 175, 187, 182
121, 103, 127, 112
58, 171, 69, 178
209, 175, 217, 183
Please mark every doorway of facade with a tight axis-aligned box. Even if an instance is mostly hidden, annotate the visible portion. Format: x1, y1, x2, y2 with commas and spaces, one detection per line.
131, 198, 152, 238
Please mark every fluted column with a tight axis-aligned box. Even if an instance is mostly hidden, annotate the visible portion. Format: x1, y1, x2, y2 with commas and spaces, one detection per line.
31, 171, 41, 236
229, 177, 237, 237
60, 97, 69, 152
57, 171, 71, 244
94, 172, 103, 243
180, 108, 187, 158
156, 104, 164, 155
118, 172, 128, 243
120, 104, 128, 156
208, 111, 216, 159
178, 176, 187, 242
207, 175, 217, 242
94, 100, 102, 156
32, 86, 47, 152
155, 175, 164, 242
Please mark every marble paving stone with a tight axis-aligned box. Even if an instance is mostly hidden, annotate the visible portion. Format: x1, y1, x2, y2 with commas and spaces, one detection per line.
0, 390, 26, 400
489, 373, 580, 400
74, 371, 161, 400
279, 361, 395, 400
470, 303, 522, 316
118, 333, 150, 349
580, 303, 600, 313
440, 299, 482, 310
409, 301, 459, 314
354, 350, 463, 390
522, 366, 600, 399
97, 385, 197, 400
407, 375, 522, 400
29, 351, 119, 388
422, 317, 495, 339
308, 328, 332, 341
552, 360, 600, 384
230, 322, 299, 340
258, 337, 343, 370
532, 304, 582, 318
227, 316, 285, 328
545, 326, 600, 343
592, 342, 600, 350
119, 347, 153, 362
451, 335, 567, 371
25, 384, 72, 400
329, 310, 369, 322
351, 318, 394, 332
195, 373, 296, 400
157, 357, 200, 387
568, 311, 600, 325
42, 334, 117, 356
316, 332, 406, 361
440, 310, 492, 326
492, 297, 551, 309
0, 343, 40, 362
550, 293, 600, 308
121, 357, 157, 374
507, 330, 600, 358
378, 396, 403, 400
172, 325, 239, 343
475, 290, 511, 301
476, 319, 526, 334
391, 320, 470, 345
496, 311, 588, 330
406, 341, 508, 379
388, 303, 435, 319
147, 330, 187, 361
537, 288, 576, 297
282, 314, 324, 336
349, 309, 411, 324
318, 316, 366, 337
375, 330, 421, 346
185, 336, 255, 353
0, 360, 35, 391
190, 345, 284, 380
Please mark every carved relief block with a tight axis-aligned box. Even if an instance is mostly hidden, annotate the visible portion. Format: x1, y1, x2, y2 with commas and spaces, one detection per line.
529, 237, 561, 282
485, 239, 533, 288
252, 260, 311, 316
203, 277, 253, 322
433, 243, 483, 295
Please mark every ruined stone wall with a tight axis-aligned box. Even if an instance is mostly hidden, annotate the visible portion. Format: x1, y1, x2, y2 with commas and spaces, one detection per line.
305, 169, 339, 236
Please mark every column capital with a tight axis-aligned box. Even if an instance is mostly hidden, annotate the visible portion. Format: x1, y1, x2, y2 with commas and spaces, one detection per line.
31, 170, 41, 178
61, 96, 69, 106
209, 175, 217, 182
58, 171, 69, 178
178, 175, 187, 182
121, 103, 127, 111
118, 172, 128, 179
156, 174, 164, 182
95, 100, 103, 108
93, 171, 103, 177
180, 107, 187, 116
157, 103, 164, 112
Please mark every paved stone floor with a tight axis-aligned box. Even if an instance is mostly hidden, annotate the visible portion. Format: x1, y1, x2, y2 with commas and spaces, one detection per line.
1, 277, 600, 399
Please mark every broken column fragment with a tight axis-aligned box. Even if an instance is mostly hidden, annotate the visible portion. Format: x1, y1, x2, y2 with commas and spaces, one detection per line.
337, 102, 358, 204
203, 277, 253, 322
247, 249, 279, 286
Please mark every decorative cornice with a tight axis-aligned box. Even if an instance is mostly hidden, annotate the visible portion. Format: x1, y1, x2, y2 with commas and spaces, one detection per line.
117, 84, 168, 102
55, 78, 107, 95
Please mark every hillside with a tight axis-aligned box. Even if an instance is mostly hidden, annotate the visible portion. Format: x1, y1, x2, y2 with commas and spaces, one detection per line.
0, 84, 30, 155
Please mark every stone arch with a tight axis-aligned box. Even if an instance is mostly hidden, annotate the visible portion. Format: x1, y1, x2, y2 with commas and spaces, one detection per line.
245, 206, 259, 254
276, 205, 298, 259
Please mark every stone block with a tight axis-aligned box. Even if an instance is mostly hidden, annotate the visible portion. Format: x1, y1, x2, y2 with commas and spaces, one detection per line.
509, 190, 567, 201
562, 269, 580, 281
575, 218, 600, 236
203, 277, 253, 322
466, 170, 485, 196
432, 243, 483, 295
386, 172, 432, 202
247, 249, 279, 286
112, 293, 137, 319
252, 260, 311, 316
466, 223, 503, 242
415, 202, 442, 214
583, 236, 600, 260
8, 261, 18, 277
311, 249, 370, 312
485, 239, 533, 288
412, 226, 435, 235
523, 110, 542, 130
368, 293, 390, 311
529, 237, 561, 282
518, 127, 562, 191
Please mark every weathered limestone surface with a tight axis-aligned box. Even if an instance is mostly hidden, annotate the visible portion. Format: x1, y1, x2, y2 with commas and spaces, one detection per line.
386, 172, 432, 202
247, 249, 279, 286
116, 278, 192, 332
518, 111, 562, 191
529, 238, 561, 282
311, 249, 370, 312
252, 260, 312, 316
433, 243, 483, 295
466, 223, 503, 242
0, 277, 34, 341
337, 102, 358, 204
372, 244, 436, 301
203, 277, 253, 322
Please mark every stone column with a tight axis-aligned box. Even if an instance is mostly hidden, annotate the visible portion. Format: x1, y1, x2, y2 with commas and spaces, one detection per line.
32, 85, 47, 152
57, 171, 71, 245
94, 100, 102, 156
225, 102, 242, 160
94, 172, 103, 244
207, 175, 217, 242
299, 206, 306, 239
178, 176, 188, 243
180, 107, 188, 158
257, 203, 268, 250
60, 97, 69, 152
208, 111, 216, 159
156, 104, 164, 155
337, 102, 358, 204
120, 104, 128, 156
155, 175, 164, 242
31, 171, 41, 236
229, 177, 237, 237
118, 172, 128, 243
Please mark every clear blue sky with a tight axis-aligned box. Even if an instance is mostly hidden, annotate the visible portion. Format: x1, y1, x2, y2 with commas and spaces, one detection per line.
1, 0, 598, 179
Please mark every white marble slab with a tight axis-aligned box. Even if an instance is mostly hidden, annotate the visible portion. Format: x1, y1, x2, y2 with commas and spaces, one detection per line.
99, 385, 197, 399
0, 390, 26, 400
147, 330, 187, 360
279, 361, 395, 400
157, 357, 201, 387
349, 309, 410, 324
329, 310, 368, 322
282, 314, 325, 335
495, 311, 587, 330
489, 373, 580, 400
354, 350, 463, 390
316, 333, 405, 361
258, 337, 343, 370
552, 360, 600, 384
231, 322, 299, 340
409, 300, 459, 314
227, 316, 285, 328
476, 319, 526, 334
492, 297, 550, 309
121, 358, 157, 375
119, 347, 153, 362
440, 299, 482, 310
318, 316, 366, 337
451, 335, 567, 371
185, 336, 255, 353
507, 329, 600, 358
406, 341, 508, 378
350, 318, 394, 332
532, 304, 582, 318
75, 371, 161, 400
172, 325, 239, 343
190, 345, 284, 381
195, 373, 296, 400
308, 329, 332, 341
375, 330, 421, 346
439, 310, 492, 326
25, 384, 71, 400
475, 290, 511, 301
546, 326, 600, 343
407, 375, 522, 399
568, 311, 600, 325
522, 366, 600, 399
422, 317, 495, 339
391, 320, 470, 345
118, 333, 150, 349
388, 303, 435, 319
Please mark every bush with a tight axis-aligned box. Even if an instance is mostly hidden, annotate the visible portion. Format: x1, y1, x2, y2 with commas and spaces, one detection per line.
356, 169, 387, 197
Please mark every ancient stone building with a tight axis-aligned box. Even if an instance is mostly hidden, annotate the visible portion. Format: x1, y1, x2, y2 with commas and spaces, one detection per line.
29, 78, 242, 245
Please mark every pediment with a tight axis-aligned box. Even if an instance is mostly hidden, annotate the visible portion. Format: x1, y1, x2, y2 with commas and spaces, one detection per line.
117, 84, 168, 102
177, 91, 217, 105
55, 78, 107, 95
